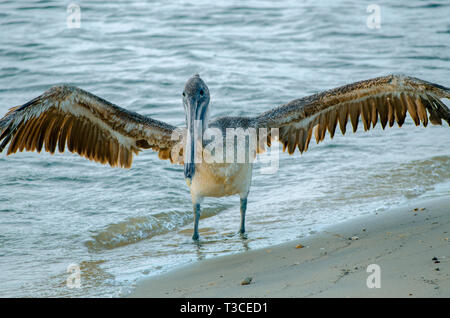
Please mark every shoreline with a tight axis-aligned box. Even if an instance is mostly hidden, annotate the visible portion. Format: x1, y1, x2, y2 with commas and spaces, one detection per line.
129, 196, 450, 297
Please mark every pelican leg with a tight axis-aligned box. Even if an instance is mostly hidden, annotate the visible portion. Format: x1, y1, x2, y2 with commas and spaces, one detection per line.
239, 197, 247, 234
192, 203, 201, 241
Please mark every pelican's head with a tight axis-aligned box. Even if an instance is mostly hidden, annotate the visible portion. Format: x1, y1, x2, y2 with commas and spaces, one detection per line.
182, 74, 210, 182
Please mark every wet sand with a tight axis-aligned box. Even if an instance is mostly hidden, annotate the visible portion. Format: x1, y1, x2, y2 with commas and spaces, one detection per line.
130, 197, 450, 297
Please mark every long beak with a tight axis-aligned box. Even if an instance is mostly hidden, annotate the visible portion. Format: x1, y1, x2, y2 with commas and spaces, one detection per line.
184, 99, 201, 182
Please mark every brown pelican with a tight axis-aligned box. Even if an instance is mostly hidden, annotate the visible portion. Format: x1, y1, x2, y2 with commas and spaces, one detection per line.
1, 74, 449, 240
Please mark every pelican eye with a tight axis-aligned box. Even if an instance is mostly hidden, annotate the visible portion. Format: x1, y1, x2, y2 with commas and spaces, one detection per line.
182, 92, 186, 97
199, 89, 204, 96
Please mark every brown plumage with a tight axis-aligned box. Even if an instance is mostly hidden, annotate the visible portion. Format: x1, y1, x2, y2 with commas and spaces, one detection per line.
1, 74, 449, 242
255, 75, 450, 155
0, 85, 182, 167
0, 75, 449, 169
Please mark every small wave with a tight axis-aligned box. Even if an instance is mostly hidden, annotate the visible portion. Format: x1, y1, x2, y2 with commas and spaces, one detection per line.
85, 211, 192, 251
85, 206, 225, 252
417, 3, 447, 9
346, 155, 450, 201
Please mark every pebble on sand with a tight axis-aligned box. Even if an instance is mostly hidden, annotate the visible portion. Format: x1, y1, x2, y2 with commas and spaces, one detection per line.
241, 277, 253, 285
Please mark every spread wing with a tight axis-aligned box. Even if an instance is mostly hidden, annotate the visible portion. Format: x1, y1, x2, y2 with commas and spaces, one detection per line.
0, 85, 184, 168
255, 75, 450, 154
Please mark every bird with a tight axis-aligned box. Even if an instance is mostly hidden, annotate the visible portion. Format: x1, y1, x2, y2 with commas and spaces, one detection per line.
1, 74, 449, 241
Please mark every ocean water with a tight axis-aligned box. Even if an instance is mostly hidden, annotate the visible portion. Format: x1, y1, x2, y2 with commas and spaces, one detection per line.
0, 0, 449, 297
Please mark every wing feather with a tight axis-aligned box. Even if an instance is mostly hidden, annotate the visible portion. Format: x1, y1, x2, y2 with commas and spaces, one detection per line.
255, 75, 450, 155
0, 85, 183, 167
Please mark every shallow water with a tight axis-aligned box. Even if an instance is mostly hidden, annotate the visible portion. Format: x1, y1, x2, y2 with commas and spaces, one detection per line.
0, 0, 449, 297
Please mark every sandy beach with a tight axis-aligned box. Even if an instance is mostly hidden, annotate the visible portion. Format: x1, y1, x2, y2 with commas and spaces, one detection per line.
130, 197, 450, 297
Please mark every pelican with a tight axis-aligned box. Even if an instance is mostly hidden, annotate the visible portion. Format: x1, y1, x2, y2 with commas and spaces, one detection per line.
1, 74, 449, 240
